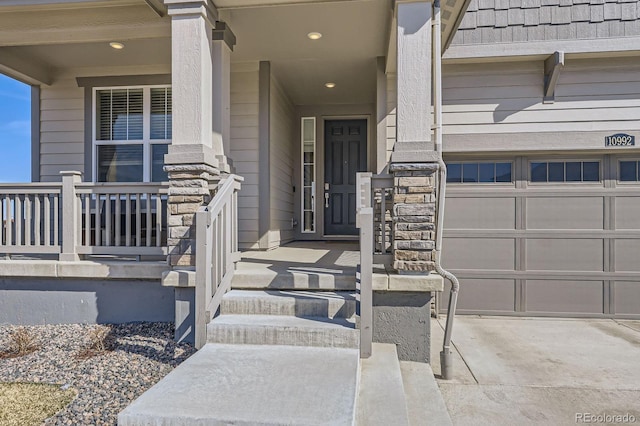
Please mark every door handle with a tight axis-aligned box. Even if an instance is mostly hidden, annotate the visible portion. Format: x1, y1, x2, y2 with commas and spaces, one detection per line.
325, 192, 329, 208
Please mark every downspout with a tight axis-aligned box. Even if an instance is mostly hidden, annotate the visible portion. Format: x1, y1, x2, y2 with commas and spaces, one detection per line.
433, 0, 460, 381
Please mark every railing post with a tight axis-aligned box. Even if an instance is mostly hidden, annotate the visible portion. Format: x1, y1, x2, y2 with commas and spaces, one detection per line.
194, 207, 208, 349
60, 171, 81, 261
358, 208, 374, 358
356, 172, 374, 358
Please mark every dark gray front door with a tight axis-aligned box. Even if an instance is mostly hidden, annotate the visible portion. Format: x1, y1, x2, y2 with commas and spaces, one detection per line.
324, 119, 367, 235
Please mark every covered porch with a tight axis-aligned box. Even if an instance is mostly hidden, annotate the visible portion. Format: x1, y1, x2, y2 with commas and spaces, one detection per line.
0, 0, 466, 377
0, 0, 467, 254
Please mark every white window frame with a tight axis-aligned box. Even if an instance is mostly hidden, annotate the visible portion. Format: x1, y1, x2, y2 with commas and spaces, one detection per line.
301, 117, 316, 233
92, 85, 171, 182
445, 160, 515, 185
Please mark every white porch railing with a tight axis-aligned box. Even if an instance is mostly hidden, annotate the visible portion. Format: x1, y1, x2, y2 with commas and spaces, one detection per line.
0, 171, 169, 259
194, 174, 243, 349
355, 172, 395, 358
0, 183, 62, 255
75, 183, 168, 257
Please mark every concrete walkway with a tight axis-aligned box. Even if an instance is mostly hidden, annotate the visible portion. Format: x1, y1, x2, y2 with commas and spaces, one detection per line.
431, 316, 640, 425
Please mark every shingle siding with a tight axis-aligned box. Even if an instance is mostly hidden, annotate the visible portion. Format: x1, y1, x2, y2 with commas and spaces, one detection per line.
451, 0, 640, 44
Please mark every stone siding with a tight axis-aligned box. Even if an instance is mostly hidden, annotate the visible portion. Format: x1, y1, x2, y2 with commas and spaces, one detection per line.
389, 163, 438, 273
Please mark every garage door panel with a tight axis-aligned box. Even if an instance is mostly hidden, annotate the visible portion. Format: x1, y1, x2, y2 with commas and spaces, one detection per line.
527, 197, 604, 230
526, 239, 604, 271
442, 278, 516, 312
445, 197, 516, 229
614, 281, 640, 315
615, 197, 640, 230
614, 240, 640, 272
442, 237, 515, 270
526, 280, 605, 314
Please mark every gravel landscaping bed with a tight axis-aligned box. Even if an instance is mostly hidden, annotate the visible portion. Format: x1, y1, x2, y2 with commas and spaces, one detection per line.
0, 323, 196, 425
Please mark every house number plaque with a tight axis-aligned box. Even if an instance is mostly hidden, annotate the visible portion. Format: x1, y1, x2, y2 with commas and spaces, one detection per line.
605, 133, 635, 147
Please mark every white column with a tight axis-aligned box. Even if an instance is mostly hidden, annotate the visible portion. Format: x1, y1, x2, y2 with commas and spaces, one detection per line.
212, 22, 235, 173
392, 0, 436, 163
165, 0, 219, 169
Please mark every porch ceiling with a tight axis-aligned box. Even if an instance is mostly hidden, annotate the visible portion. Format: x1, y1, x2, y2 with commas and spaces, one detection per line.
2, 38, 171, 71
224, 0, 391, 106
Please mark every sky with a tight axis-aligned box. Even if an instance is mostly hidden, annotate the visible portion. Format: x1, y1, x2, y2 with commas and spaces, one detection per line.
0, 74, 31, 182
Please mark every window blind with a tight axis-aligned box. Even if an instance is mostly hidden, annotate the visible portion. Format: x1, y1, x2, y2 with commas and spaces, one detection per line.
150, 88, 172, 140
96, 89, 143, 141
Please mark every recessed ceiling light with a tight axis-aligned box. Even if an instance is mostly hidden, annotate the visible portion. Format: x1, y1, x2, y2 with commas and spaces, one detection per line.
325, 82, 336, 88
307, 32, 323, 40
109, 42, 125, 50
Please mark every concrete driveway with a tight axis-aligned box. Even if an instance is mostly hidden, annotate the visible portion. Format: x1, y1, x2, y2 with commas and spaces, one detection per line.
430, 316, 640, 425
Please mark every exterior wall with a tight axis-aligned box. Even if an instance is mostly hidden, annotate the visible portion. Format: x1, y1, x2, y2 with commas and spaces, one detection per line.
268, 75, 295, 247
451, 0, 640, 45
439, 55, 640, 318
442, 57, 640, 152
0, 277, 174, 325
230, 62, 260, 250
373, 291, 433, 363
39, 77, 84, 182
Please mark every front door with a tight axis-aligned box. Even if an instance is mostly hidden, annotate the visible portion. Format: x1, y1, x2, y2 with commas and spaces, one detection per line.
324, 119, 367, 235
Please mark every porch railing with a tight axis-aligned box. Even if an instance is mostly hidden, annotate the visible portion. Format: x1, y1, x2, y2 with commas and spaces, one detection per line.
0, 171, 168, 259
355, 172, 394, 358
194, 174, 243, 349
0, 183, 62, 255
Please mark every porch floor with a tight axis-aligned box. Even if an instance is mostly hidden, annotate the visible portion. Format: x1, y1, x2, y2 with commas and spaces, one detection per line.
232, 241, 360, 290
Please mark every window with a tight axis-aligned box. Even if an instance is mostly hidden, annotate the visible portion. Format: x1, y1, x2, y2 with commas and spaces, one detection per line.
446, 162, 512, 183
301, 117, 316, 233
94, 86, 171, 182
620, 161, 640, 182
530, 161, 600, 183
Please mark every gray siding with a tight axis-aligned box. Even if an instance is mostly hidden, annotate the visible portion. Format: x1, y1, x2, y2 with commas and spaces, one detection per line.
385, 73, 397, 165
269, 75, 295, 248
452, 0, 640, 45
442, 57, 640, 151
230, 62, 260, 250
39, 77, 84, 182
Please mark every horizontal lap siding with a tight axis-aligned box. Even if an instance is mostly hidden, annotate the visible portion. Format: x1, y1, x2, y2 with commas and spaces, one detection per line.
230, 63, 260, 250
269, 76, 295, 248
385, 74, 397, 163
442, 58, 640, 141
39, 79, 84, 182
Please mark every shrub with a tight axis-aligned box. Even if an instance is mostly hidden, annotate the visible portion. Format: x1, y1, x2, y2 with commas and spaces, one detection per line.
75, 325, 114, 359
0, 327, 39, 359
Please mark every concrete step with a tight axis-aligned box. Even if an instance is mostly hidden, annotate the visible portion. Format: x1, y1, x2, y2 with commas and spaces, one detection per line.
356, 343, 410, 426
221, 290, 356, 319
207, 314, 359, 348
119, 343, 360, 426
232, 266, 356, 290
400, 361, 453, 426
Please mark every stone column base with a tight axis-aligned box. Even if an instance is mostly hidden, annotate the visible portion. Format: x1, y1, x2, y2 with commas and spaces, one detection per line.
165, 163, 220, 267
389, 162, 438, 274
